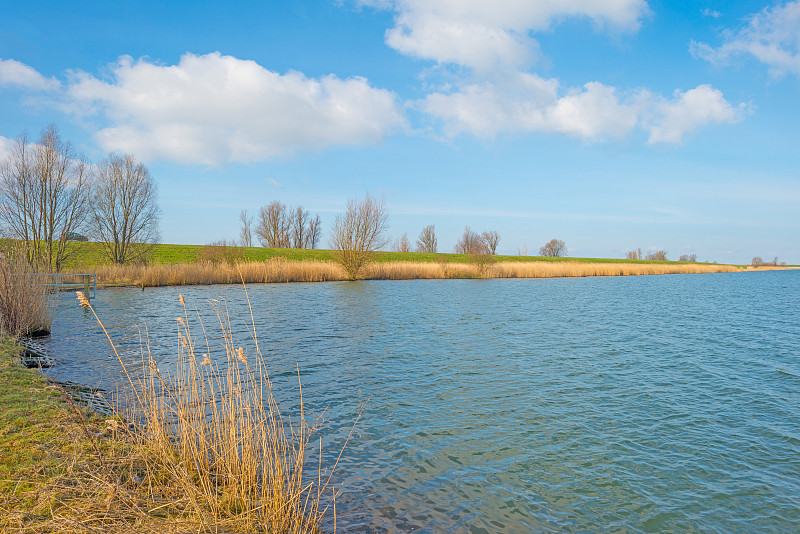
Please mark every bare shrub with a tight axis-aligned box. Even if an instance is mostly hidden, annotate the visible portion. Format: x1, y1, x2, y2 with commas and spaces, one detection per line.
454, 226, 487, 255
679, 254, 697, 262
0, 124, 90, 271
256, 202, 320, 249
539, 238, 567, 257
751, 256, 764, 267
239, 209, 253, 247
481, 230, 500, 255
416, 224, 437, 253
308, 214, 322, 249
468, 252, 496, 277
291, 206, 310, 248
393, 232, 411, 253
0, 247, 52, 337
256, 201, 291, 248
330, 195, 389, 280
626, 248, 643, 260
645, 250, 668, 261
88, 153, 160, 264
198, 239, 245, 264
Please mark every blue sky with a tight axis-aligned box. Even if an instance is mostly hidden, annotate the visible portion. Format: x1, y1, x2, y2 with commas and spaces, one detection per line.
1, 0, 798, 263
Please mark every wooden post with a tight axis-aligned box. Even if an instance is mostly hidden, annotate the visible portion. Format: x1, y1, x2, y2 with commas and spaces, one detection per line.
84, 274, 90, 299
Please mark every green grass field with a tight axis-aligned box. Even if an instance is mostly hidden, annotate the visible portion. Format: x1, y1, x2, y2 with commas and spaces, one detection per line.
0, 238, 749, 269
47, 241, 720, 267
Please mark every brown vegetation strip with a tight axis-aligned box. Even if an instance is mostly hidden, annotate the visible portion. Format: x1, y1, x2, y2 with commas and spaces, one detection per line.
89, 258, 743, 287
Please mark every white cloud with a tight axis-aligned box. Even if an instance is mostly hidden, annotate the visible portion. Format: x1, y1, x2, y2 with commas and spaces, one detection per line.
0, 135, 14, 162
265, 178, 284, 188
0, 58, 60, 91
420, 73, 558, 137
421, 76, 743, 143
367, 0, 650, 69
546, 82, 639, 139
643, 85, 748, 144
64, 52, 405, 165
691, 0, 800, 77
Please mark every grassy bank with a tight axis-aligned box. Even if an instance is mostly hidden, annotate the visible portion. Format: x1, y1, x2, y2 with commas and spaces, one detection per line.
0, 338, 115, 532
1, 291, 338, 532
89, 257, 743, 287
1, 239, 748, 286
1, 239, 728, 268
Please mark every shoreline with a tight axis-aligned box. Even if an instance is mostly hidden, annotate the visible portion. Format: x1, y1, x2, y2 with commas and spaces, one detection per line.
84, 259, 746, 288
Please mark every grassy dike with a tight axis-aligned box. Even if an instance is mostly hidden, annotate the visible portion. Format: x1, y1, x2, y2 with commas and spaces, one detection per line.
57, 241, 721, 267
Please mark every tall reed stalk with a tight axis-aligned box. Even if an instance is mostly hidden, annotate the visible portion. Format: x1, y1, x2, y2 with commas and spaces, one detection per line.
71, 289, 343, 533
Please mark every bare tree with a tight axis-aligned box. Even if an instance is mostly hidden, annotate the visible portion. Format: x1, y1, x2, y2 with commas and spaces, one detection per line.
679, 254, 697, 262
751, 256, 764, 267
416, 224, 437, 253
454, 226, 487, 255
308, 214, 321, 249
626, 248, 643, 260
539, 238, 567, 257
482, 230, 500, 255
0, 125, 90, 271
330, 195, 388, 280
291, 206, 310, 248
645, 250, 668, 261
256, 201, 291, 248
393, 233, 411, 253
239, 209, 253, 248
88, 153, 160, 264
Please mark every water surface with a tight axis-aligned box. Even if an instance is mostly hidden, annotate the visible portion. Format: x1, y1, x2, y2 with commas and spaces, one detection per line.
43, 271, 800, 532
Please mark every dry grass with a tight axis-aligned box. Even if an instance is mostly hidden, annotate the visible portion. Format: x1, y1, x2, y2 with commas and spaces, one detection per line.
88, 259, 743, 287
489, 261, 742, 278
2, 290, 346, 533
93, 258, 347, 286
0, 249, 53, 337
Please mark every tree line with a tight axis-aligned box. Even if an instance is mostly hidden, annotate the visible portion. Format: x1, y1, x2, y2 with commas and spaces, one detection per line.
242, 201, 322, 250
0, 124, 159, 271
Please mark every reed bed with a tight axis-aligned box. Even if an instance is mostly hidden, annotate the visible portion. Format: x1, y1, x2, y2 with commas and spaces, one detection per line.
489, 261, 741, 278
90, 259, 743, 287
0, 249, 53, 337
93, 258, 347, 286
4, 291, 341, 533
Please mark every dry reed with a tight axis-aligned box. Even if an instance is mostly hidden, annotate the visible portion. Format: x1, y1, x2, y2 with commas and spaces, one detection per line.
0, 248, 53, 337
92, 258, 346, 286
86, 259, 743, 287
489, 261, 741, 278
16, 289, 344, 533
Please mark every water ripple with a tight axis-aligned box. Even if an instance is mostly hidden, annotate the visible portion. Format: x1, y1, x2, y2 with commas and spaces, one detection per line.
42, 271, 800, 532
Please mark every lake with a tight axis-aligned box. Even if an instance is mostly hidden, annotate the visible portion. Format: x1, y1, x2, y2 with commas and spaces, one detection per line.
42, 270, 800, 532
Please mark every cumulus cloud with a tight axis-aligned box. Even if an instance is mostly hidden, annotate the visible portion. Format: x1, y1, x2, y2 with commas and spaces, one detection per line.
421, 75, 743, 143
691, 0, 800, 77
0, 58, 60, 91
61, 52, 405, 165
367, 0, 650, 69
642, 85, 748, 144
